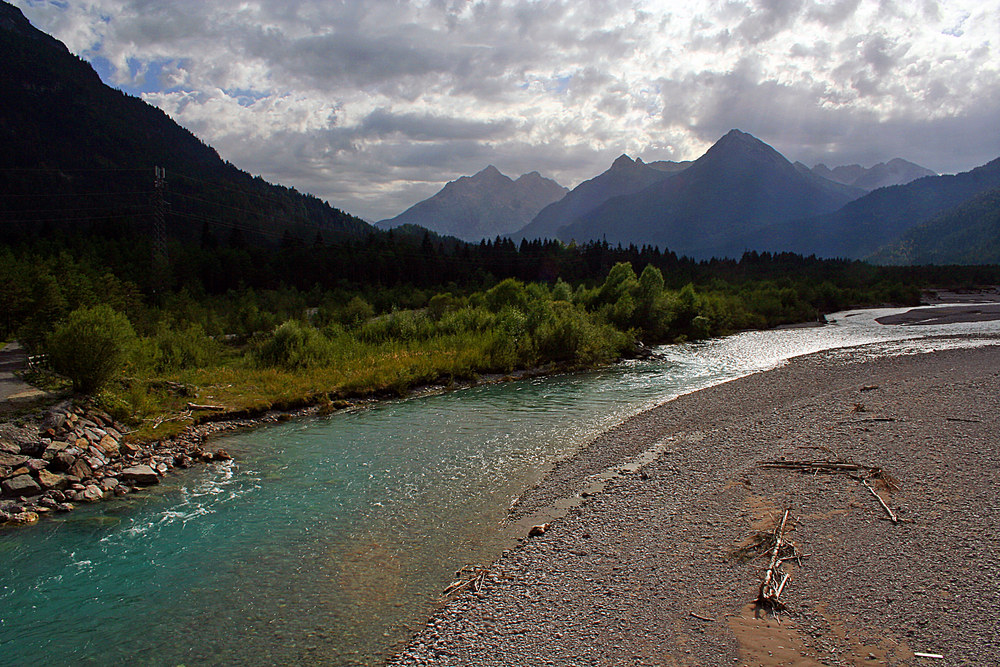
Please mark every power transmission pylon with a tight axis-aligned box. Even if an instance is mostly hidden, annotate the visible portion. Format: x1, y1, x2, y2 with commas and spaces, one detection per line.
151, 166, 169, 296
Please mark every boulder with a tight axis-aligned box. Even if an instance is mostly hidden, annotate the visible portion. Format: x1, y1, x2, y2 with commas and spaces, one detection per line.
0, 465, 10, 480
213, 449, 233, 461
120, 442, 142, 457
42, 441, 70, 461
67, 459, 93, 480
99, 477, 119, 492
81, 485, 104, 502
97, 435, 120, 457
119, 465, 159, 486
55, 502, 75, 512
0, 440, 20, 455
40, 406, 68, 432
2, 474, 42, 497
0, 452, 28, 468
26, 458, 47, 472
6, 511, 39, 525
37, 469, 68, 490
51, 452, 76, 472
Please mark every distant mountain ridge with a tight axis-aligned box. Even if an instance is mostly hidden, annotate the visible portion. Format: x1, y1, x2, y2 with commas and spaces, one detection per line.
376, 166, 567, 242
514, 155, 679, 241
553, 130, 865, 258
748, 157, 1000, 260
869, 186, 1000, 265
0, 1, 371, 244
811, 158, 936, 191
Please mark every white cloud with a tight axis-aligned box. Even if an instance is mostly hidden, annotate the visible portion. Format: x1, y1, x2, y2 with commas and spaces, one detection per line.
12, 0, 1000, 220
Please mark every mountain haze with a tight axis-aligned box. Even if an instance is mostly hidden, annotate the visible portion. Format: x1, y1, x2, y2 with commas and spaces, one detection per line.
557, 130, 865, 258
376, 166, 567, 242
812, 158, 936, 191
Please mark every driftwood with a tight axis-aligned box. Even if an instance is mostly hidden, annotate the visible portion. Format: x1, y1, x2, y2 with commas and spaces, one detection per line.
442, 565, 489, 599
760, 457, 904, 520
861, 478, 899, 523
690, 612, 716, 622
186, 402, 226, 411
756, 509, 792, 616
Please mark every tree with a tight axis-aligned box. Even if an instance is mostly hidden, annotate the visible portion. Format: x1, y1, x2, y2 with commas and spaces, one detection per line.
47, 305, 137, 394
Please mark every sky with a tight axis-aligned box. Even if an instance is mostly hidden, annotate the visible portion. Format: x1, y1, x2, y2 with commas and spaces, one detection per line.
13, 0, 1000, 222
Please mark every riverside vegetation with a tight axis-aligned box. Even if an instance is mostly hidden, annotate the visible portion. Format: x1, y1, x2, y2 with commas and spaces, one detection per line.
4, 235, 999, 443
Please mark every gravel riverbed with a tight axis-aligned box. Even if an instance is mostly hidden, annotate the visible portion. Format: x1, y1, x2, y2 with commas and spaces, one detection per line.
388, 340, 1000, 666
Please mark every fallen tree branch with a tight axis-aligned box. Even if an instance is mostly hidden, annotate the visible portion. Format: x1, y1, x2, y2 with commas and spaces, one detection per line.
690, 612, 716, 622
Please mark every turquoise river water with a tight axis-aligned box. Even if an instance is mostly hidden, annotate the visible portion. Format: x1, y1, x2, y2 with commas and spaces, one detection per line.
2, 307, 999, 666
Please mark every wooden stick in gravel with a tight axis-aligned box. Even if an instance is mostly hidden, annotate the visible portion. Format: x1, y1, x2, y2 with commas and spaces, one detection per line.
757, 509, 790, 611
861, 477, 899, 523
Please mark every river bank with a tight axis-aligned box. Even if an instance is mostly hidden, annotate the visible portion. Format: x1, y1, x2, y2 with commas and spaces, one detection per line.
388, 339, 1000, 666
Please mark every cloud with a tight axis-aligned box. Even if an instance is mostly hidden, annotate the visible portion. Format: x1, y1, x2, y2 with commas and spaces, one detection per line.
11, 0, 1000, 221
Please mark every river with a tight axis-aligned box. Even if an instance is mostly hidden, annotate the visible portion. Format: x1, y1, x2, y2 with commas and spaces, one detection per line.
2, 306, 999, 666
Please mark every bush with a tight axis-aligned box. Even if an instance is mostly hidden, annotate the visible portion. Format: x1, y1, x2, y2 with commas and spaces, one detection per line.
47, 305, 137, 394
254, 320, 332, 369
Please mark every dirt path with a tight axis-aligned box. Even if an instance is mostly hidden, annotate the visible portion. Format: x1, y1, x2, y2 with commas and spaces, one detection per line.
388, 341, 1000, 666
0, 342, 46, 406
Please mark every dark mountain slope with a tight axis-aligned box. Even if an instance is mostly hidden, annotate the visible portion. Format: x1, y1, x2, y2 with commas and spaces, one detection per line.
0, 1, 370, 244
751, 158, 1000, 259
869, 186, 1000, 265
558, 130, 864, 258
513, 155, 673, 241
376, 166, 567, 242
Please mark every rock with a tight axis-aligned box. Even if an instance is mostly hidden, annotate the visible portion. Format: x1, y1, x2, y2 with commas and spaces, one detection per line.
120, 442, 142, 457
37, 469, 68, 490
81, 485, 104, 502
527, 523, 551, 537
154, 462, 168, 475
0, 452, 28, 468
2, 474, 42, 497
51, 452, 76, 472
0, 440, 20, 454
42, 441, 70, 461
6, 511, 39, 525
113, 485, 128, 497
99, 477, 119, 492
67, 459, 93, 480
97, 435, 120, 457
213, 449, 233, 461
174, 454, 193, 468
74, 438, 89, 450
26, 458, 48, 472
55, 502, 75, 512
119, 465, 160, 486
38, 496, 58, 509
41, 403, 71, 431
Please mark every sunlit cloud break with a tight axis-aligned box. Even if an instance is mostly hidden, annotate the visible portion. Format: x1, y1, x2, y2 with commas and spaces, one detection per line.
14, 0, 1000, 221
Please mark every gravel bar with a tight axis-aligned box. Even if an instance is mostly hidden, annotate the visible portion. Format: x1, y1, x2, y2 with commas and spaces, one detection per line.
388, 340, 1000, 667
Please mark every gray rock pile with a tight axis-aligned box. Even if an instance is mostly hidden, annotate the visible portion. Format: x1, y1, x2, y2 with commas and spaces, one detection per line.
1, 400, 232, 527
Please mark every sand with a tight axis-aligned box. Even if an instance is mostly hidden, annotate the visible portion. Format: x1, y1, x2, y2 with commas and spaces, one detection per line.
388, 338, 1000, 666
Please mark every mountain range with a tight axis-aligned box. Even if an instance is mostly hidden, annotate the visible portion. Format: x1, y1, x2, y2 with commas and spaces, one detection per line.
375, 167, 567, 242
808, 159, 936, 191
5, 0, 1000, 266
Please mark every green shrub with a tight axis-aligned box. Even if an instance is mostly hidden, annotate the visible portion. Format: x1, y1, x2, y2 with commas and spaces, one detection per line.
254, 320, 332, 369
47, 305, 138, 394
